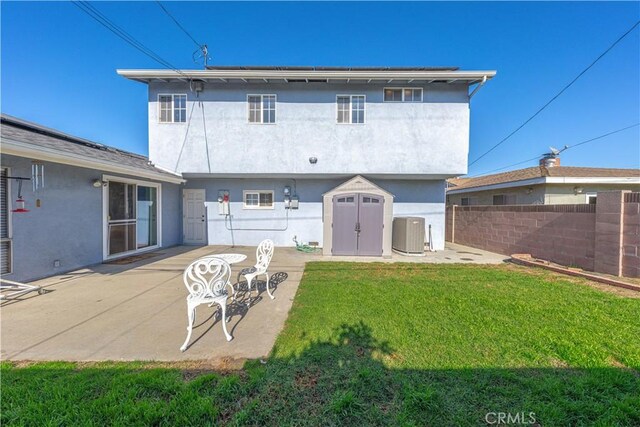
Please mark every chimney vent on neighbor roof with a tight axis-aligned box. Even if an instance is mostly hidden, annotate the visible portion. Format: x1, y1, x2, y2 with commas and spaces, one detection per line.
540, 154, 560, 168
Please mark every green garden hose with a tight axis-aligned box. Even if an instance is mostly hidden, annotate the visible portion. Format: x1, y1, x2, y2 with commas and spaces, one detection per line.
293, 236, 319, 253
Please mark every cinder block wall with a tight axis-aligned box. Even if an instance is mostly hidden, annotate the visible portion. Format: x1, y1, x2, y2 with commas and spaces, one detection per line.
446, 204, 596, 270
446, 191, 640, 278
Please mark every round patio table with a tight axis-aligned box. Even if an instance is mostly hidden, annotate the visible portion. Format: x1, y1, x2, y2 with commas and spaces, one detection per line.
208, 253, 247, 265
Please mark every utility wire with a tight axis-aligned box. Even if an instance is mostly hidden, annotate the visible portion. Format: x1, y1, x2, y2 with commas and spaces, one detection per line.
155, 1, 209, 67
155, 1, 201, 48
468, 123, 640, 177
469, 20, 640, 167
72, 1, 191, 83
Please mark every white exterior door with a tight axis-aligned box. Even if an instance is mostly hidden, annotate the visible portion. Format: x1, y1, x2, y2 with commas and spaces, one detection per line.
183, 189, 206, 245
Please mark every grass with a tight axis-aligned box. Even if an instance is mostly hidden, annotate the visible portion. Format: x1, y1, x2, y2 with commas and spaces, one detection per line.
2, 263, 639, 426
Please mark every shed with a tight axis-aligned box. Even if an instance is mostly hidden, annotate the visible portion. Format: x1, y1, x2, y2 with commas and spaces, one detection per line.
322, 175, 394, 257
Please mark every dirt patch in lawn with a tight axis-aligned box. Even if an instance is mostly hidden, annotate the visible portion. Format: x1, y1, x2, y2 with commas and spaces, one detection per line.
504, 264, 640, 299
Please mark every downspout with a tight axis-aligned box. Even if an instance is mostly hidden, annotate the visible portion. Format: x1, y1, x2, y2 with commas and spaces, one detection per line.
469, 75, 488, 99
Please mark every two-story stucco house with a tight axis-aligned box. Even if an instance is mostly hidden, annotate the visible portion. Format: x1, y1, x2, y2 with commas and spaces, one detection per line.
118, 66, 496, 257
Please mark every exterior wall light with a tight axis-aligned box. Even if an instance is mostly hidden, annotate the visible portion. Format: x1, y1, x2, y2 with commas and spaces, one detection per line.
309, 157, 318, 164
574, 186, 584, 195
93, 179, 106, 188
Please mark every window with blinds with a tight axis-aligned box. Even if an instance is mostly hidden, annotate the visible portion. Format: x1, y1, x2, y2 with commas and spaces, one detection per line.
1, 168, 11, 274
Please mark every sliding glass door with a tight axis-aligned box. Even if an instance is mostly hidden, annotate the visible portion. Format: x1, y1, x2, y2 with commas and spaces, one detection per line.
136, 186, 157, 249
107, 179, 159, 257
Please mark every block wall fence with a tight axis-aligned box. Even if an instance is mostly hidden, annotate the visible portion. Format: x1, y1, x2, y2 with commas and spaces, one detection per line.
445, 191, 640, 278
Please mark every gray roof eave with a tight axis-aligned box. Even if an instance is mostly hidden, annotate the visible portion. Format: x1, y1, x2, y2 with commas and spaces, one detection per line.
2, 138, 185, 184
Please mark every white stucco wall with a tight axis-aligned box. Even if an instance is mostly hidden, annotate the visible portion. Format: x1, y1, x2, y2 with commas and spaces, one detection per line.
148, 82, 470, 177
184, 177, 446, 251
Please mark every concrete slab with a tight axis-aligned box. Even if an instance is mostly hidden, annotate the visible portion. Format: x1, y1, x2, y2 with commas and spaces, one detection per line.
1, 246, 309, 362
1, 243, 505, 362
313, 242, 509, 264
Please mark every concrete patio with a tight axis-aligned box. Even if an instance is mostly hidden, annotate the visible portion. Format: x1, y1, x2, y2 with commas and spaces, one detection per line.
1, 244, 506, 363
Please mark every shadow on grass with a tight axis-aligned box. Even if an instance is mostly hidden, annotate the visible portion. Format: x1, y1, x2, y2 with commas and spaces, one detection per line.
2, 322, 639, 426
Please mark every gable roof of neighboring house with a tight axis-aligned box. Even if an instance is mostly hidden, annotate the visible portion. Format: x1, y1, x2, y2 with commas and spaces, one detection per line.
0, 114, 184, 184
447, 166, 640, 194
117, 65, 496, 86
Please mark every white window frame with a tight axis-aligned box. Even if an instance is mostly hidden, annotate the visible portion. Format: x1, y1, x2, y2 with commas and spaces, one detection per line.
247, 94, 277, 124
102, 174, 163, 261
336, 95, 366, 124
383, 87, 423, 102
585, 193, 597, 204
243, 190, 275, 210
1, 167, 12, 274
157, 94, 187, 124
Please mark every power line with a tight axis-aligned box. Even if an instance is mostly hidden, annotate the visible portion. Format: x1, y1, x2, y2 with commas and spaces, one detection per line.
469, 20, 640, 167
155, 1, 210, 67
72, 1, 191, 83
468, 123, 640, 177
468, 155, 543, 177
155, 1, 200, 48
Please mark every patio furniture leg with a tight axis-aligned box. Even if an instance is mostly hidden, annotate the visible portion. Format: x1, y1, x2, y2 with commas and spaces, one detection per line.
180, 302, 197, 352
219, 300, 233, 341
245, 274, 256, 306
265, 272, 274, 300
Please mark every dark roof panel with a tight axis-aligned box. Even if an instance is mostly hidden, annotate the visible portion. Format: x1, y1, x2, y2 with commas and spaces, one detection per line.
0, 114, 180, 180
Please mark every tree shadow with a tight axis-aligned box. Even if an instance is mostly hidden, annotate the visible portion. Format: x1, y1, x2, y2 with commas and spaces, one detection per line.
2, 322, 639, 426
236, 322, 640, 426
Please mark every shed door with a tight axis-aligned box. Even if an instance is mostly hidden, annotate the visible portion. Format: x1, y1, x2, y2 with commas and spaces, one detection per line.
332, 194, 358, 255
357, 194, 384, 256
332, 193, 384, 256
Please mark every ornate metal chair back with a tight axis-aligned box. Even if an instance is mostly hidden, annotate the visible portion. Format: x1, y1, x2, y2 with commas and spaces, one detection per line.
183, 257, 231, 299
255, 239, 274, 272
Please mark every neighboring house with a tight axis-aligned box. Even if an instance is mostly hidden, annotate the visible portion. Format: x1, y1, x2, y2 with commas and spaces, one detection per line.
447, 157, 640, 206
118, 66, 496, 256
0, 114, 184, 282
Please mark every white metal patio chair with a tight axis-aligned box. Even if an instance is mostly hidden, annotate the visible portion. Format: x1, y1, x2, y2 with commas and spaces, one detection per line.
180, 257, 233, 352
240, 239, 275, 302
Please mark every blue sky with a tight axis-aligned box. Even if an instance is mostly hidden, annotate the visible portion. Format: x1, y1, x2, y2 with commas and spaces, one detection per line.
2, 1, 639, 175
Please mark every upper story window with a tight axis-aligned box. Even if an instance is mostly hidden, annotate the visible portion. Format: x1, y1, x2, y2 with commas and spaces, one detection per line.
337, 95, 365, 124
383, 87, 423, 102
158, 94, 187, 123
248, 95, 276, 124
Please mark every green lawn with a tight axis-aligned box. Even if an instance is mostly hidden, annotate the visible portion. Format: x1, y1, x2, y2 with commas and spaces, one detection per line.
2, 263, 639, 426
